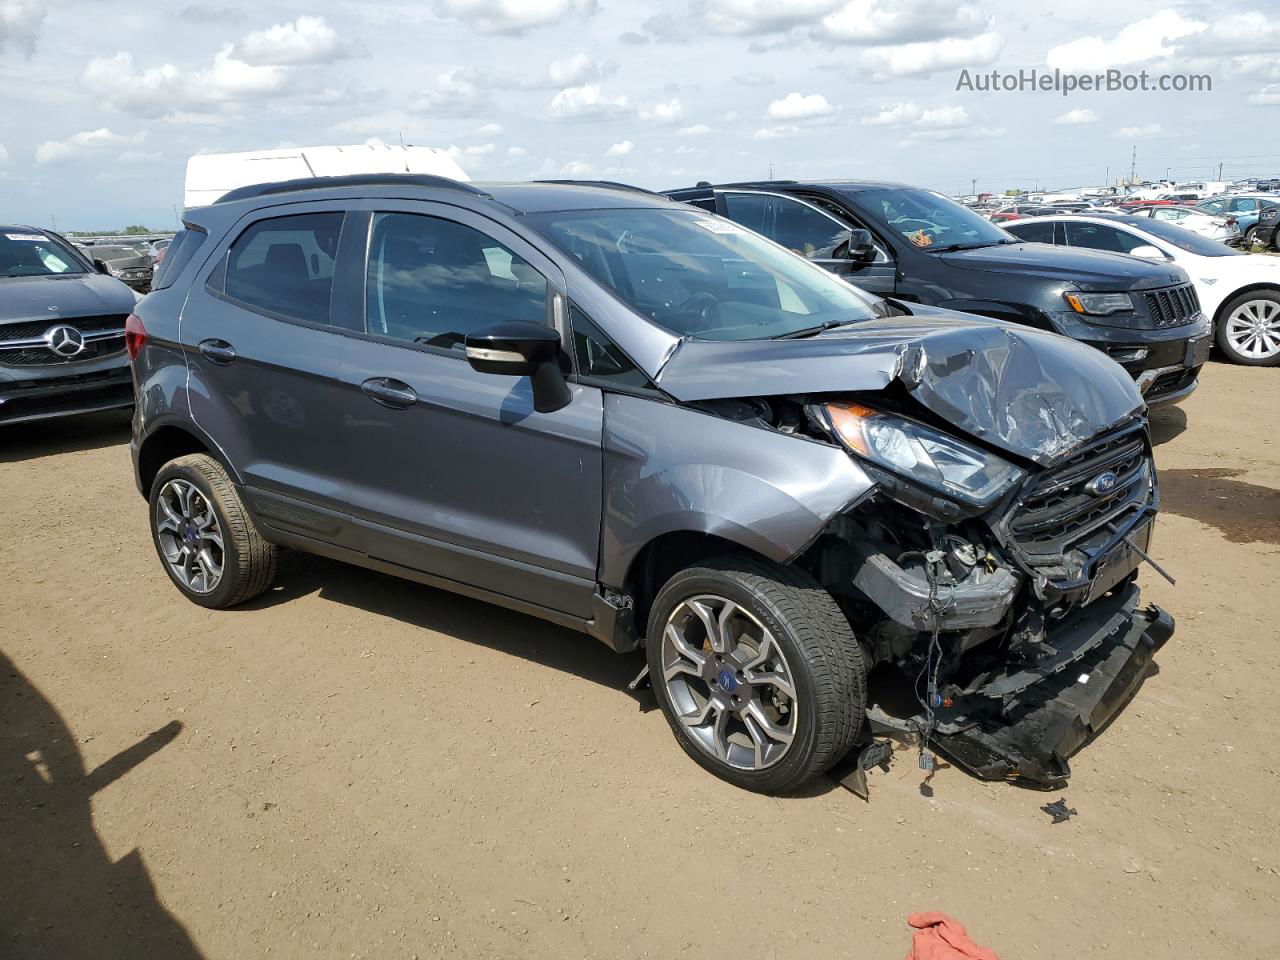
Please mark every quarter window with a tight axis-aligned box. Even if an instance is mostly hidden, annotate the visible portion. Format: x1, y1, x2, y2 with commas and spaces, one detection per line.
570, 308, 650, 388
365, 212, 548, 351
224, 212, 344, 325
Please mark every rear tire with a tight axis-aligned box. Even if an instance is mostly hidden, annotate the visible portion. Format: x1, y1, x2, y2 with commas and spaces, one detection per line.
1215, 290, 1280, 366
646, 554, 865, 793
1243, 226, 1260, 249
149, 454, 277, 608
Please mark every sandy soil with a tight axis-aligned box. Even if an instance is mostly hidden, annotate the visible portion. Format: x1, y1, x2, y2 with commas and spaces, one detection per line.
2, 360, 1278, 959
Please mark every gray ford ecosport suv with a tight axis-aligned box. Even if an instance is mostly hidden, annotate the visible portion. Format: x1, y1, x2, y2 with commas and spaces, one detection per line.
129, 175, 1174, 794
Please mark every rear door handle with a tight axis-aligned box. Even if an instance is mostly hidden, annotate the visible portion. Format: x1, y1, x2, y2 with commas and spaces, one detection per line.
361, 377, 418, 409
198, 339, 237, 364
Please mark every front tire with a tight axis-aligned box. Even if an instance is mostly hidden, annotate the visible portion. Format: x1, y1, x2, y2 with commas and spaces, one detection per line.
1216, 291, 1280, 366
646, 555, 865, 793
149, 454, 278, 608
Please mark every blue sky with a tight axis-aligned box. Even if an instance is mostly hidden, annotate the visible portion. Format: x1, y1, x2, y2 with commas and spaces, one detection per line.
2, 0, 1278, 229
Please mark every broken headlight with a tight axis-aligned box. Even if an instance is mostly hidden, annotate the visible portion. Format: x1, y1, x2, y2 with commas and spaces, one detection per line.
822, 402, 1024, 509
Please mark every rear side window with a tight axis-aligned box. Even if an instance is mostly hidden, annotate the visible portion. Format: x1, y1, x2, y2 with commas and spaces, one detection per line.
1006, 220, 1055, 244
224, 212, 344, 325
151, 226, 206, 291
1063, 222, 1146, 254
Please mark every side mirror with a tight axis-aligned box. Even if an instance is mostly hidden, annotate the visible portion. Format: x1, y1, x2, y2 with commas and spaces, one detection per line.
1127, 245, 1167, 260
465, 320, 571, 414
846, 228, 877, 263
93, 258, 112, 275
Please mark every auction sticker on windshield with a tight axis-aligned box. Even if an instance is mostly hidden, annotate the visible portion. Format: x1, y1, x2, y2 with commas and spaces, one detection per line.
693, 219, 746, 235
5, 234, 46, 241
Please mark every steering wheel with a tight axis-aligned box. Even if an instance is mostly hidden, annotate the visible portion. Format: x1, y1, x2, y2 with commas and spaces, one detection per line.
677, 292, 721, 331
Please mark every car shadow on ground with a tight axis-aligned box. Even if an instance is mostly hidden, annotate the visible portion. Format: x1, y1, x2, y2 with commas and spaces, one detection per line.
0, 651, 202, 958
242, 550, 648, 697
1148, 403, 1187, 446
0, 410, 132, 463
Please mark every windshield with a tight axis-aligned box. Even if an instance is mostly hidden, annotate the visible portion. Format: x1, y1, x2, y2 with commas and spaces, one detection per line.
0, 230, 90, 278
525, 208, 881, 340
1137, 218, 1243, 257
858, 188, 1013, 250
89, 245, 141, 260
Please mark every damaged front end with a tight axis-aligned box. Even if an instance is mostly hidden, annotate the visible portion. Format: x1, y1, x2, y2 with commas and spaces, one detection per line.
804, 413, 1174, 788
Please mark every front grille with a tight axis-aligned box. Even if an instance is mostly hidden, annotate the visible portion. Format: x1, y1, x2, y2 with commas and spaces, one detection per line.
1007, 426, 1152, 564
1143, 284, 1200, 329
0, 314, 127, 367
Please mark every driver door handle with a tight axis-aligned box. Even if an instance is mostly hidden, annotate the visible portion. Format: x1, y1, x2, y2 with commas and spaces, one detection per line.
361, 377, 418, 410
198, 339, 236, 364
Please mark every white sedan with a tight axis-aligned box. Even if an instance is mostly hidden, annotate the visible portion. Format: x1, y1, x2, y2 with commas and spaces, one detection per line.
1119, 205, 1240, 243
1004, 214, 1280, 365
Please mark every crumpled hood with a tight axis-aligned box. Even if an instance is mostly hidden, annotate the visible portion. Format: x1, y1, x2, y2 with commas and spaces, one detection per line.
0, 273, 137, 325
942, 242, 1188, 292
656, 307, 1144, 465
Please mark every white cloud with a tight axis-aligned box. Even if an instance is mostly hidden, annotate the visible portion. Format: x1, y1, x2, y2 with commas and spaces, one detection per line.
472, 122, 504, 137
1054, 108, 1098, 125
0, 142, 8, 166
753, 124, 801, 140
232, 16, 355, 67
862, 31, 1002, 77
816, 0, 990, 46
861, 101, 968, 128
1047, 11, 1204, 71
560, 159, 594, 176
548, 84, 631, 119
862, 101, 923, 125
733, 71, 775, 86
507, 145, 528, 157
1248, 83, 1280, 105
1179, 13, 1280, 58
677, 124, 713, 136
436, 0, 598, 35
694, 0, 843, 36
414, 67, 490, 115
0, 0, 44, 56
1115, 123, 1163, 139
606, 139, 635, 156
640, 97, 685, 123
446, 142, 498, 162
766, 92, 836, 120
547, 52, 616, 86
36, 128, 146, 165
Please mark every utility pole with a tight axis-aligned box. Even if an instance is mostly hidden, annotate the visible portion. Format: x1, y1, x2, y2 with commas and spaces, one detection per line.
1105, 166, 1109, 188
50, 213, 57, 232
1130, 144, 1137, 184
1217, 161, 1224, 181
971, 177, 976, 196
767, 162, 773, 180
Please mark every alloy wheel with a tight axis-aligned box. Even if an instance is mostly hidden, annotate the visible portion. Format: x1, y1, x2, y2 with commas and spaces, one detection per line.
1225, 298, 1280, 360
660, 595, 798, 770
155, 479, 225, 594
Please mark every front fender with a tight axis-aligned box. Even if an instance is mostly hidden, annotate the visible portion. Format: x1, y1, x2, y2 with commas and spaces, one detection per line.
598, 394, 873, 588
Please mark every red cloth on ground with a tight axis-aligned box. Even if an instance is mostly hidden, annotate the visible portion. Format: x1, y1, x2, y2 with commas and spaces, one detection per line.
904, 912, 1000, 960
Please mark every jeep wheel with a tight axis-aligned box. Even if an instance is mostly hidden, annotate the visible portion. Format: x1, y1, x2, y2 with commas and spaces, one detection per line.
149, 454, 277, 608
646, 555, 865, 793
1217, 291, 1280, 366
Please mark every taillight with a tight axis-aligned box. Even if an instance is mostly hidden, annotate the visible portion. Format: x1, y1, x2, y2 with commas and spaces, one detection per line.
125, 313, 148, 360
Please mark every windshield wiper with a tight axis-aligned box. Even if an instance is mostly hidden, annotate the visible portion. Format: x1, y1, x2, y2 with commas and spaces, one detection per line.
929, 240, 1013, 253
774, 318, 862, 339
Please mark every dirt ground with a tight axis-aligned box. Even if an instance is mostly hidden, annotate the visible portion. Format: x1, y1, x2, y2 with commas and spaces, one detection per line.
2, 360, 1278, 959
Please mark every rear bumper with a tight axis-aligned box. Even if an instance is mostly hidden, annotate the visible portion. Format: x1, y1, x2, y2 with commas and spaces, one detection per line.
0, 365, 134, 425
929, 585, 1173, 786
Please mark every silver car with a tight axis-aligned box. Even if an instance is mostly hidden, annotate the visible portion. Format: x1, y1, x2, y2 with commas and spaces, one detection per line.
128, 175, 1175, 794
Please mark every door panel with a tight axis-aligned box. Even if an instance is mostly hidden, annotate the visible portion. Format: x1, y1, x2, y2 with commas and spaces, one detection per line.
183, 208, 357, 544
336, 204, 604, 618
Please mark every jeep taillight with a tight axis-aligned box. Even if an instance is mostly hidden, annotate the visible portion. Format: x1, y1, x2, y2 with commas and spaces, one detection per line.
125, 313, 148, 360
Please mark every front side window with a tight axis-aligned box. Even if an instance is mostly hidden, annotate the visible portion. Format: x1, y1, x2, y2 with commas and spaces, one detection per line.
224, 212, 344, 325
1005, 220, 1055, 244
722, 193, 851, 260
1063, 222, 1147, 254
526, 207, 880, 341
0, 230, 89, 278
365, 212, 548, 351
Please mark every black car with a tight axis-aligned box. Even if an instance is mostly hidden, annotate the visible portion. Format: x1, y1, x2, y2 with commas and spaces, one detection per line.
79, 243, 154, 293
665, 180, 1212, 407
0, 226, 138, 425
1253, 202, 1280, 250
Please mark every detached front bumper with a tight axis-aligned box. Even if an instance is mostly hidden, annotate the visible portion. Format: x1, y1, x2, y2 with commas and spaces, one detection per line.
928, 583, 1173, 786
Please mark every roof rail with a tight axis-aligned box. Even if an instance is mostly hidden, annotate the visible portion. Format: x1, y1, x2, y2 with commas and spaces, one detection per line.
533, 179, 669, 199
214, 173, 489, 205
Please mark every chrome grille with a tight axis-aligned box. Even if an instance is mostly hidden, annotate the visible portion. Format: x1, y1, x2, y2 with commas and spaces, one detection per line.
0, 315, 127, 367
1143, 284, 1200, 329
1008, 427, 1152, 564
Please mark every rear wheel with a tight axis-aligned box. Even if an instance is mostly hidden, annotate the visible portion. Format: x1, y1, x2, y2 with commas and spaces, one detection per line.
149, 454, 277, 608
1243, 226, 1261, 249
646, 555, 865, 793
1216, 291, 1280, 366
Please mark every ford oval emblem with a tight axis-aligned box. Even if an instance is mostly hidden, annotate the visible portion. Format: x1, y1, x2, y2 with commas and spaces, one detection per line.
1085, 471, 1119, 497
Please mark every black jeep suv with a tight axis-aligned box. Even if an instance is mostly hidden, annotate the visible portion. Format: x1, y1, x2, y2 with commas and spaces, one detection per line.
665, 181, 1211, 407
0, 226, 139, 425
